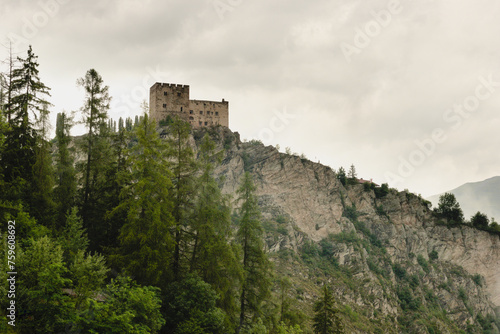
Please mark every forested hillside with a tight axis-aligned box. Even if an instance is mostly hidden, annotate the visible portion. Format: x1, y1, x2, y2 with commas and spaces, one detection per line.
2, 46, 500, 334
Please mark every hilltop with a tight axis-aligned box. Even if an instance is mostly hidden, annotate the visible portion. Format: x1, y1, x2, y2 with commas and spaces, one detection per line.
195, 126, 500, 333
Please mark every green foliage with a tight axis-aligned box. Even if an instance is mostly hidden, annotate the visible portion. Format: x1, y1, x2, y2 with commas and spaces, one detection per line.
471, 211, 489, 229
276, 322, 303, 334
337, 167, 346, 186
396, 286, 420, 311
111, 113, 174, 286
59, 207, 89, 264
77, 276, 165, 334
375, 205, 387, 217
428, 250, 439, 261
190, 134, 241, 324
236, 172, 272, 331
313, 285, 344, 333
343, 204, 358, 221
472, 274, 482, 287
417, 254, 430, 273
53, 112, 76, 226
70, 250, 108, 306
434, 193, 464, 223
163, 275, 225, 334
374, 183, 389, 199
392, 263, 407, 280
166, 116, 198, 281
17, 236, 74, 333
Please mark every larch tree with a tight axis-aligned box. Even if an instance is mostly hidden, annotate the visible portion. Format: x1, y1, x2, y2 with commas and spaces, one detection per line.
111, 113, 175, 287
165, 117, 198, 281
236, 171, 272, 333
190, 134, 241, 327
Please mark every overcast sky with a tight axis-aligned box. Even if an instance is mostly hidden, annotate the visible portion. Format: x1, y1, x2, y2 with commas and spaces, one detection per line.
1, 0, 500, 197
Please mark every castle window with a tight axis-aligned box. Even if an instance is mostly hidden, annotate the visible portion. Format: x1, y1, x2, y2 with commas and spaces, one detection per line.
200, 111, 203, 115
204, 121, 208, 126
207, 111, 210, 115
215, 112, 219, 116
163, 91, 167, 96
181, 107, 183, 112
189, 110, 193, 114
189, 116, 194, 120
199, 121, 202, 125
163, 104, 167, 108
177, 92, 181, 97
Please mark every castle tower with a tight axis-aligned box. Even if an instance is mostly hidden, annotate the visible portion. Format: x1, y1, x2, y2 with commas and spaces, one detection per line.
149, 82, 229, 128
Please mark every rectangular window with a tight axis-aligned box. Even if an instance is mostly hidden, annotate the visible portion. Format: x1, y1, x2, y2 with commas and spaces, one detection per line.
200, 111, 203, 115
181, 107, 183, 112
164, 91, 167, 96
215, 112, 219, 116
190, 110, 193, 114
163, 104, 167, 108
177, 92, 181, 97
204, 121, 208, 126
199, 121, 202, 125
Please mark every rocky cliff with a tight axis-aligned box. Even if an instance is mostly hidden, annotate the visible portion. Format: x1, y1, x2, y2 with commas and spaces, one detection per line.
195, 127, 500, 333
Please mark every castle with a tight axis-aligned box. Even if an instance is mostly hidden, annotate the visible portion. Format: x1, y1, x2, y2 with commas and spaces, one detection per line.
149, 82, 229, 128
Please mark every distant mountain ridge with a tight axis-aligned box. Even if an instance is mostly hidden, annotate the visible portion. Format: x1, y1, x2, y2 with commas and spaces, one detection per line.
427, 176, 500, 222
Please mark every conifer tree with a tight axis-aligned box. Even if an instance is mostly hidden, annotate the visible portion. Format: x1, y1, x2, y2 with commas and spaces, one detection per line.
236, 172, 272, 333
166, 117, 198, 281
30, 101, 56, 225
53, 112, 76, 226
111, 113, 175, 286
76, 69, 112, 249
312, 286, 344, 334
190, 134, 241, 325
1, 46, 53, 224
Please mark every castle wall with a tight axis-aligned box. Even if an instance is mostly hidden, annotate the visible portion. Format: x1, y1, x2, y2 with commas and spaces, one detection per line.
149, 82, 229, 128
188, 99, 228, 128
149, 83, 190, 124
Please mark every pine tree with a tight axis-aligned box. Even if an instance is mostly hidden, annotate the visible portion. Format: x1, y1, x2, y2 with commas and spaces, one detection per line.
111, 113, 175, 286
236, 172, 272, 333
312, 286, 344, 334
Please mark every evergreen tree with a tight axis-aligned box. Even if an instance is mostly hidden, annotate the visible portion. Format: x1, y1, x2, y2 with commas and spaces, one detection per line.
190, 134, 241, 327
337, 167, 347, 186
111, 113, 175, 286
17, 236, 75, 333
53, 112, 77, 226
236, 172, 272, 333
30, 101, 56, 225
312, 286, 344, 334
1, 46, 51, 207
76, 68, 112, 250
166, 117, 198, 281
347, 164, 357, 185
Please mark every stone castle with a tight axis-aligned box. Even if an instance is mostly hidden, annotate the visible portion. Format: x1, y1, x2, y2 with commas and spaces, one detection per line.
149, 82, 229, 128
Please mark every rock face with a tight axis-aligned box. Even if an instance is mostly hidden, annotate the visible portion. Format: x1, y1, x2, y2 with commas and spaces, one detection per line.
198, 127, 500, 332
